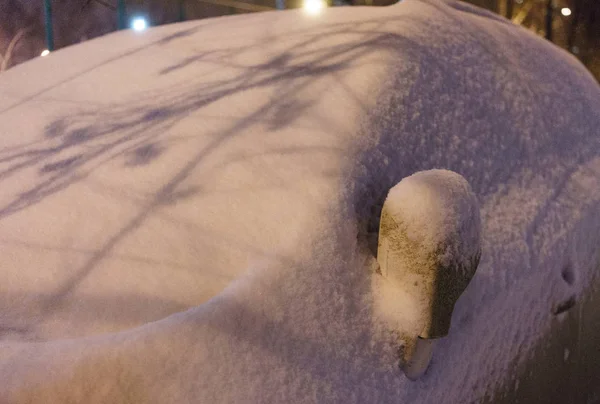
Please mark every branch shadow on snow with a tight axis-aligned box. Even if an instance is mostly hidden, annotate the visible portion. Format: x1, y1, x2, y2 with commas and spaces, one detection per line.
0, 14, 429, 338
0, 23, 208, 116
1, 4, 600, 402
1, 7, 599, 399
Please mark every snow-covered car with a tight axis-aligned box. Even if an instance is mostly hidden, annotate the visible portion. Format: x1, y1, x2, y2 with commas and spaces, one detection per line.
1, 0, 600, 402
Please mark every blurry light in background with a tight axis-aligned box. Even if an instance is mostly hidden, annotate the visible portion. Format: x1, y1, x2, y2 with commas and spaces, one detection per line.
561, 7, 572, 16
303, 0, 325, 15
131, 17, 148, 31
40, 50, 50, 57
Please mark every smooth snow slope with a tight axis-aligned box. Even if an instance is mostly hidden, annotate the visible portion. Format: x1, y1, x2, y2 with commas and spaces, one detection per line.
1, 0, 600, 402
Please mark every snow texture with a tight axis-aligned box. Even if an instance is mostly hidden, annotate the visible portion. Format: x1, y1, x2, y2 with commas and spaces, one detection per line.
0, 0, 600, 402
383, 169, 481, 272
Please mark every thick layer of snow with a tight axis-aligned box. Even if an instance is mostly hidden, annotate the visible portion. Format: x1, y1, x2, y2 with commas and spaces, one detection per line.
382, 169, 481, 272
375, 169, 481, 342
1, 0, 600, 402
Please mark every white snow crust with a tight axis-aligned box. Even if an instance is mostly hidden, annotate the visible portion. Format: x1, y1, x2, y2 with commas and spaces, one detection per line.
1, 0, 600, 402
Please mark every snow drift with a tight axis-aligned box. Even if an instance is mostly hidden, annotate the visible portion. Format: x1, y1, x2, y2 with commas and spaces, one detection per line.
1, 0, 600, 402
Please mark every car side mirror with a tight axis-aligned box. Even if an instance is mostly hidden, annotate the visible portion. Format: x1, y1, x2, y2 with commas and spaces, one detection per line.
377, 169, 481, 380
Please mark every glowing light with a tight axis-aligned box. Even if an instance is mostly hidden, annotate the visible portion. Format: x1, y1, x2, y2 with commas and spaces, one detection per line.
131, 17, 148, 31
40, 50, 50, 57
561, 7, 572, 16
303, 0, 325, 15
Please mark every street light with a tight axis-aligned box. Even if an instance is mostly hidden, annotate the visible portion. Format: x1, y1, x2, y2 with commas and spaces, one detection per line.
131, 17, 148, 31
561, 7, 572, 16
303, 0, 325, 15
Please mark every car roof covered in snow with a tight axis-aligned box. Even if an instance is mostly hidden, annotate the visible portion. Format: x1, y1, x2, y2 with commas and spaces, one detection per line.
1, 0, 600, 402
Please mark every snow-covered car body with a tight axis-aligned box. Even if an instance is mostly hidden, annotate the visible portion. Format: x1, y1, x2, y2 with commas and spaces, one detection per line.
1, 0, 599, 402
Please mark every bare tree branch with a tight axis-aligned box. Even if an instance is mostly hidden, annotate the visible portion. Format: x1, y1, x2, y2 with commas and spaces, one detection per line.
512, 1, 533, 25
92, 0, 116, 11
0, 27, 31, 72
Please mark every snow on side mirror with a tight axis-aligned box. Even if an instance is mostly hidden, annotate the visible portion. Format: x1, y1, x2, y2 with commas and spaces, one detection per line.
377, 169, 481, 380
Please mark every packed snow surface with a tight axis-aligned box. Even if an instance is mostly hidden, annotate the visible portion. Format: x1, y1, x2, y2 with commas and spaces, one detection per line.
1, 0, 600, 402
